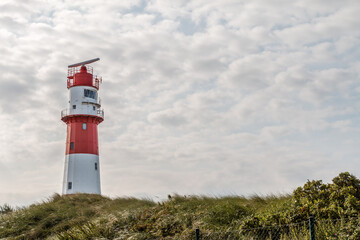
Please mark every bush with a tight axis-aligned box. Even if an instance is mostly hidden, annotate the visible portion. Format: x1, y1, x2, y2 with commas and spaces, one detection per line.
293, 172, 360, 219
206, 202, 249, 226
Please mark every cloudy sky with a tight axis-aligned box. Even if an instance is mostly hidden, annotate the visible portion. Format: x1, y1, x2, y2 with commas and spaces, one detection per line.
1, 0, 360, 206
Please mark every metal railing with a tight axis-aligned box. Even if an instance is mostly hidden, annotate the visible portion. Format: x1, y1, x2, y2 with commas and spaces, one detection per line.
68, 65, 93, 77
97, 109, 104, 119
66, 77, 101, 89
67, 65, 101, 89
61, 109, 104, 119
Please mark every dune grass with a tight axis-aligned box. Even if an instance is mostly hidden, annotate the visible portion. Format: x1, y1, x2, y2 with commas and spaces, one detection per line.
0, 193, 291, 239
0, 194, 155, 239
2, 172, 360, 239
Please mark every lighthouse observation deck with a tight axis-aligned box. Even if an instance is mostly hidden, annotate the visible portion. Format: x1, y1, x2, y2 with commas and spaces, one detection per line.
61, 108, 104, 121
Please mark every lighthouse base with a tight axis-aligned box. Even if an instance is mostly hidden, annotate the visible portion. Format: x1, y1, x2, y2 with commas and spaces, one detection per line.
62, 154, 101, 194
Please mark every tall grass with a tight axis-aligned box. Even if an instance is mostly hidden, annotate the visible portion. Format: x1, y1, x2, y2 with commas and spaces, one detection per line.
2, 172, 360, 239
0, 193, 155, 239
0, 193, 291, 239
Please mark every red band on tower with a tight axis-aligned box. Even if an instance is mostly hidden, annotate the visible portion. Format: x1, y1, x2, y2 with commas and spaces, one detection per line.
63, 115, 102, 155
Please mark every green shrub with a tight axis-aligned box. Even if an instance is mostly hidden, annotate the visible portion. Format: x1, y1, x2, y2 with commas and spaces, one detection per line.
2, 172, 360, 239
206, 202, 249, 226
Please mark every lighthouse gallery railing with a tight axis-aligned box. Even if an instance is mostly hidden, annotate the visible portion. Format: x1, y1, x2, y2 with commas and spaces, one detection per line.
61, 109, 104, 119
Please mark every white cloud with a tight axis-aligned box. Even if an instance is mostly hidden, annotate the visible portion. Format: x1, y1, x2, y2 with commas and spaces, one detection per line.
0, 0, 360, 206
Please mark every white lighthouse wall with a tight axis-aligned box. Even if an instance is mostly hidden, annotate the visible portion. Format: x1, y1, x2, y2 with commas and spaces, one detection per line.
68, 86, 100, 116
63, 154, 101, 194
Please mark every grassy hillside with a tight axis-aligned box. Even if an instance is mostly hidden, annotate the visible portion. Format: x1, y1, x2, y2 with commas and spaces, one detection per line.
1, 172, 360, 239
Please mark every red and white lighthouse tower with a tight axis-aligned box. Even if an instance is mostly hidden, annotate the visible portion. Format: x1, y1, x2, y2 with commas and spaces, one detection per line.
61, 58, 104, 194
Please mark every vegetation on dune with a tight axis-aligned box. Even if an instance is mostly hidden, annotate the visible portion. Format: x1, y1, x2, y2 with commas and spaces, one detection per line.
1, 172, 360, 239
0, 194, 155, 239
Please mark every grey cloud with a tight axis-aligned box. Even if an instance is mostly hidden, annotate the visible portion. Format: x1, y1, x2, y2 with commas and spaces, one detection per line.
1, 0, 360, 206
0, 16, 25, 32
148, 110, 188, 127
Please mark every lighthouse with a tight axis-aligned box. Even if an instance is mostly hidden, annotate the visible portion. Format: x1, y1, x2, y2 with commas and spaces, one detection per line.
61, 58, 104, 194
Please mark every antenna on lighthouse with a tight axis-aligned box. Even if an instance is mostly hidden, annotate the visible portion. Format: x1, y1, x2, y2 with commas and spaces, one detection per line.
68, 58, 100, 68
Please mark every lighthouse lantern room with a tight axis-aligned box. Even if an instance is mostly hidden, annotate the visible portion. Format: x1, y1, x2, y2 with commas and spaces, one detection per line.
61, 58, 104, 194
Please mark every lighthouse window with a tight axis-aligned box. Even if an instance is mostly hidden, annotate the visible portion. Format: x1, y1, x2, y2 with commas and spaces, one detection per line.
68, 182, 72, 190
84, 89, 97, 99
73, 105, 76, 109
70, 142, 74, 150
95, 163, 98, 170
82, 123, 87, 130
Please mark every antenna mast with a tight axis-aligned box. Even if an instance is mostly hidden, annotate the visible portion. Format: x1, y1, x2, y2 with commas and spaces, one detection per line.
68, 58, 100, 68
